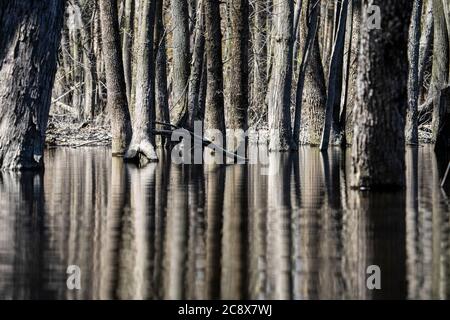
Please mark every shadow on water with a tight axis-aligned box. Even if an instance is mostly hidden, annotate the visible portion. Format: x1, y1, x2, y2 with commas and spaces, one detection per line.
0, 146, 449, 300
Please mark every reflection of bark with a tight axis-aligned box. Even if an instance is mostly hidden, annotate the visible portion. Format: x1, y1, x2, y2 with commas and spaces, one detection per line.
117, 164, 156, 299
221, 166, 248, 299
204, 165, 225, 299
267, 153, 292, 299
164, 165, 189, 299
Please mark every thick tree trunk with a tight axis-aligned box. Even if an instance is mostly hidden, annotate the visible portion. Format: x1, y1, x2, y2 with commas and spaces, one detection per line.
125, 0, 158, 164
351, 0, 412, 190
170, 0, 190, 127
122, 0, 135, 103
99, 0, 133, 155
406, 0, 423, 145
0, 0, 65, 170
267, 0, 294, 151
228, 0, 249, 150
418, 0, 434, 102
294, 0, 326, 146
204, 0, 226, 148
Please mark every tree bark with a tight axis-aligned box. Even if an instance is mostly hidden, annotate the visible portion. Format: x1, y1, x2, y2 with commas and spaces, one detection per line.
0, 0, 65, 170
204, 0, 226, 148
351, 0, 412, 190
267, 0, 294, 151
99, 0, 133, 155
125, 0, 158, 164
170, 0, 190, 127
122, 0, 135, 103
406, 0, 423, 145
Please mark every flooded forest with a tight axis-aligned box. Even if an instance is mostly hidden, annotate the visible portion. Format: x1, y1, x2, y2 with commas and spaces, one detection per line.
0, 0, 450, 300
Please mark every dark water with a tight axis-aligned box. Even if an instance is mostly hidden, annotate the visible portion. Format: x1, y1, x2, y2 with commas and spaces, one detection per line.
0, 146, 449, 300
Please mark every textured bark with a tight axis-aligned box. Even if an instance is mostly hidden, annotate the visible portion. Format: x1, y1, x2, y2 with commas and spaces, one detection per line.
295, 0, 326, 146
125, 0, 158, 164
251, 0, 269, 124
418, 0, 434, 102
267, 0, 294, 151
204, 0, 226, 147
430, 0, 450, 148
155, 0, 170, 132
187, 0, 206, 127
344, 0, 361, 144
320, 0, 349, 150
99, 0, 133, 155
406, 0, 423, 145
228, 0, 249, 133
0, 0, 65, 170
170, 0, 190, 127
351, 0, 412, 190
122, 0, 135, 103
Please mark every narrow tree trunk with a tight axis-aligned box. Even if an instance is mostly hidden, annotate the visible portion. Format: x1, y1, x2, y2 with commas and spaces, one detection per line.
320, 0, 349, 150
228, 0, 249, 150
351, 0, 412, 190
406, 0, 423, 145
204, 0, 226, 148
122, 0, 135, 103
418, 0, 434, 102
0, 0, 66, 170
267, 0, 294, 151
170, 0, 190, 127
125, 0, 158, 164
99, 0, 133, 155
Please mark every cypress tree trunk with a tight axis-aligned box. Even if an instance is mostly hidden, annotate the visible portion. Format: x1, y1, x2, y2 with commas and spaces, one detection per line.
170, 0, 190, 127
351, 0, 412, 190
99, 0, 133, 155
0, 0, 66, 170
125, 0, 158, 164
267, 0, 294, 151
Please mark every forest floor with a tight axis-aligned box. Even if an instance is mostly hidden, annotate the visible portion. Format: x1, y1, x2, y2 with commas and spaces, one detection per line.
46, 114, 111, 148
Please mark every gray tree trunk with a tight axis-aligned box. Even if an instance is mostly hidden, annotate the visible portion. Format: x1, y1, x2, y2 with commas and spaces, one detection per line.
406, 0, 423, 145
351, 0, 412, 190
267, 0, 294, 151
122, 0, 135, 103
125, 0, 158, 164
170, 0, 190, 127
0, 0, 65, 170
99, 0, 133, 155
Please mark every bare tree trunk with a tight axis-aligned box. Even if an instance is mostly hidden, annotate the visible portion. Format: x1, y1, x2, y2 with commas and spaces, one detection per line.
122, 0, 135, 103
228, 0, 249, 150
0, 0, 65, 170
204, 0, 226, 148
125, 0, 158, 164
99, 0, 133, 155
351, 0, 412, 190
267, 0, 294, 151
320, 0, 349, 150
170, 0, 190, 127
418, 0, 434, 102
294, 0, 326, 146
406, 0, 423, 145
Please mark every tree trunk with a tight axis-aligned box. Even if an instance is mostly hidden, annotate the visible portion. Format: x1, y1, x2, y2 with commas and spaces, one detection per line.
294, 0, 326, 146
267, 0, 294, 151
418, 0, 434, 102
351, 0, 412, 190
0, 0, 65, 170
125, 0, 158, 164
99, 0, 133, 155
204, 0, 226, 148
430, 0, 450, 149
122, 0, 135, 103
228, 0, 249, 150
170, 0, 190, 127
406, 0, 423, 145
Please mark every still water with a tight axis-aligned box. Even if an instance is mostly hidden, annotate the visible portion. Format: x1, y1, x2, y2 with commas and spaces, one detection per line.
0, 146, 449, 300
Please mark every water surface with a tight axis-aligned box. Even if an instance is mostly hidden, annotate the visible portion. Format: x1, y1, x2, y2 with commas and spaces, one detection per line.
0, 146, 449, 300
